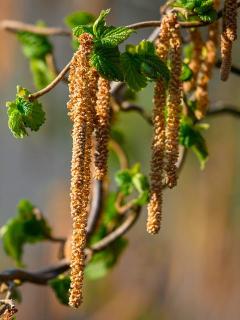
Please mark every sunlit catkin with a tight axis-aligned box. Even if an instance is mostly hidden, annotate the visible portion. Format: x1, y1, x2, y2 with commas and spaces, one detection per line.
94, 77, 111, 180
195, 19, 219, 119
68, 33, 98, 308
183, 29, 203, 93
220, 0, 237, 81
147, 14, 170, 235
165, 15, 182, 189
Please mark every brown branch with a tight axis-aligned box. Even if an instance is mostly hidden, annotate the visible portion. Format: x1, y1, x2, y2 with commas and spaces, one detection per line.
207, 104, 240, 118
28, 62, 71, 100
0, 20, 71, 36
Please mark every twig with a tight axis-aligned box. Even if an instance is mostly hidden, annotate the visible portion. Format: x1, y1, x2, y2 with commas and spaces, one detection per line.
109, 139, 129, 169
207, 104, 240, 118
0, 207, 140, 285
87, 180, 104, 236
0, 20, 71, 36
28, 62, 71, 100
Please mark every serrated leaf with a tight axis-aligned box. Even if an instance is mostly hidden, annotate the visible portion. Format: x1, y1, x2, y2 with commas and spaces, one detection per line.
99, 26, 135, 47
115, 164, 150, 204
140, 55, 170, 82
6, 86, 45, 138
49, 275, 70, 305
93, 9, 111, 37
90, 46, 123, 81
121, 52, 147, 91
72, 25, 94, 38
0, 200, 51, 266
64, 11, 95, 29
197, 9, 217, 22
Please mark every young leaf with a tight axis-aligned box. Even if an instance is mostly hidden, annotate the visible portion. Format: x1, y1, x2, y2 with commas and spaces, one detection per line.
86, 237, 128, 280
30, 59, 55, 89
64, 11, 95, 29
92, 9, 111, 37
17, 22, 52, 59
121, 52, 147, 91
6, 86, 45, 138
90, 46, 123, 81
73, 25, 94, 37
179, 117, 209, 169
0, 200, 51, 266
181, 63, 193, 81
115, 164, 150, 205
49, 275, 71, 305
99, 26, 135, 47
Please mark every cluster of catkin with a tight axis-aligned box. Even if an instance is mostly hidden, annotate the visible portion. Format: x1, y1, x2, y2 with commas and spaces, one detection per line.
67, 33, 111, 308
220, 0, 238, 81
147, 13, 183, 235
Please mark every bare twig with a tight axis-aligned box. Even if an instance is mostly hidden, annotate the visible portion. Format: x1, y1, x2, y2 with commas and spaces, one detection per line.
29, 62, 71, 100
207, 104, 240, 118
0, 20, 71, 36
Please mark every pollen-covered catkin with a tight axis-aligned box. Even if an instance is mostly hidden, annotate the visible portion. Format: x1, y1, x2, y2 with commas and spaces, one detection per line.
147, 14, 171, 235
68, 33, 98, 308
183, 29, 203, 93
220, 0, 237, 81
165, 15, 182, 189
195, 19, 219, 119
94, 77, 111, 180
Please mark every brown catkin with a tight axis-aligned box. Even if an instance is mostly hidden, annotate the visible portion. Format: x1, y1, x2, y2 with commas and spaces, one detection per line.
183, 29, 204, 93
220, 0, 237, 81
195, 18, 219, 119
147, 14, 171, 235
68, 33, 98, 308
94, 77, 111, 180
165, 14, 182, 189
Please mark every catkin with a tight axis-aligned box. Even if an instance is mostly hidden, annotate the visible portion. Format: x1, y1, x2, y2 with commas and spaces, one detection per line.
165, 14, 182, 189
147, 14, 171, 235
68, 33, 98, 308
183, 29, 204, 93
195, 19, 219, 119
94, 77, 111, 180
220, 0, 237, 81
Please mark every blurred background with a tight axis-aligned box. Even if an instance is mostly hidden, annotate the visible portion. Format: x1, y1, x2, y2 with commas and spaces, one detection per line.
1, 0, 240, 319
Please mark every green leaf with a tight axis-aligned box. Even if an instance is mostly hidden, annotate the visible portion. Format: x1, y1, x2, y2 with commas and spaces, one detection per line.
121, 52, 147, 91
181, 63, 193, 81
72, 25, 94, 38
86, 237, 128, 280
30, 59, 55, 89
90, 46, 123, 81
64, 11, 95, 29
6, 86, 45, 138
17, 21, 52, 59
197, 9, 217, 22
99, 26, 135, 47
49, 275, 70, 305
179, 117, 209, 169
93, 9, 111, 37
0, 200, 51, 266
115, 164, 150, 204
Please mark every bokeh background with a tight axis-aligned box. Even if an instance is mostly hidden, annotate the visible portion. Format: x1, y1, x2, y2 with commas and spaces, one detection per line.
1, 0, 240, 319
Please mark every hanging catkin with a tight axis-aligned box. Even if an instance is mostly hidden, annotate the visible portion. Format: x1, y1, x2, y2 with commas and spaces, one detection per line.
183, 29, 204, 93
147, 14, 170, 235
68, 33, 98, 308
94, 77, 111, 180
195, 17, 219, 119
220, 0, 237, 81
165, 14, 182, 189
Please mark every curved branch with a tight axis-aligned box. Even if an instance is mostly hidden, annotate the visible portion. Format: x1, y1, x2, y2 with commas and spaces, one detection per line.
0, 207, 140, 285
29, 62, 71, 100
207, 105, 240, 118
